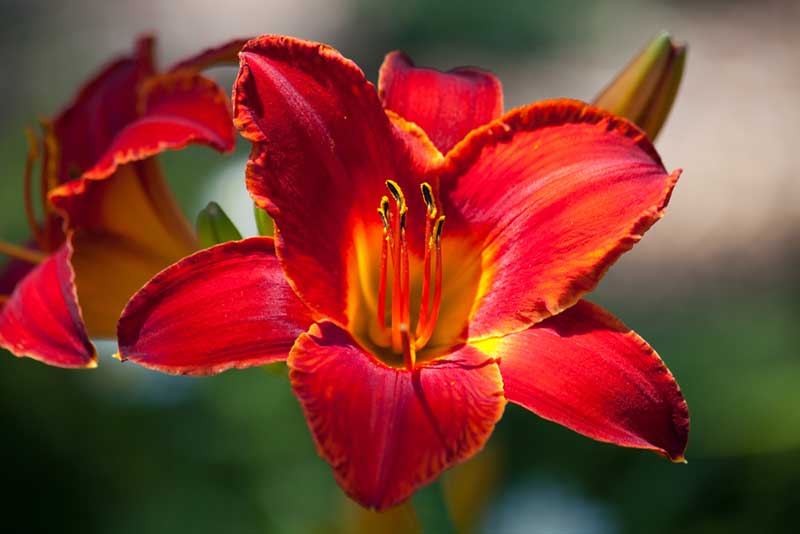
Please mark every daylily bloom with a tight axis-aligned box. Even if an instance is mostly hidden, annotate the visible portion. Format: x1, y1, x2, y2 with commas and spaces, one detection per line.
0, 37, 243, 368
116, 36, 689, 510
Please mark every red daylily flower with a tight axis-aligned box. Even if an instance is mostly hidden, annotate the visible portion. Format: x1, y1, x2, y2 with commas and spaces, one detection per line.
116, 36, 689, 510
0, 37, 244, 368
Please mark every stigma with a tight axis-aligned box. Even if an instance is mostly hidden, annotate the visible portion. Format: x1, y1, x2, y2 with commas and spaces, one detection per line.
376, 180, 445, 370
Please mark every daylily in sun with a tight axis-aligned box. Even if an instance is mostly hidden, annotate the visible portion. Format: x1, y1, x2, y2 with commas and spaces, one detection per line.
0, 36, 243, 368
116, 35, 689, 510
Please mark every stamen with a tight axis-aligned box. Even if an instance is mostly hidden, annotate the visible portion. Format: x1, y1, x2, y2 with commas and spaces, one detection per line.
415, 215, 445, 350
0, 240, 47, 264
385, 181, 405, 353
23, 128, 46, 249
376, 197, 390, 332
416, 182, 437, 339
375, 180, 446, 358
40, 121, 61, 251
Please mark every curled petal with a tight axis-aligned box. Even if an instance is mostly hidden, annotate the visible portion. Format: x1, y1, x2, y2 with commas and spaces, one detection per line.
289, 321, 505, 510
79, 71, 235, 181
117, 237, 314, 375
234, 36, 433, 324
480, 300, 689, 461
379, 51, 503, 153
53, 36, 155, 183
168, 38, 250, 72
441, 99, 680, 340
0, 238, 96, 368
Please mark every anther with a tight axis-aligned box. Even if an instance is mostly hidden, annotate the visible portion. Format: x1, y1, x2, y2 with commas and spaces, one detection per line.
434, 215, 445, 243
378, 196, 390, 232
420, 182, 437, 218
385, 179, 405, 209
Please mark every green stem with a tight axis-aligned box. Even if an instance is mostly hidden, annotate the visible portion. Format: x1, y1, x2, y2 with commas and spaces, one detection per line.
412, 479, 455, 534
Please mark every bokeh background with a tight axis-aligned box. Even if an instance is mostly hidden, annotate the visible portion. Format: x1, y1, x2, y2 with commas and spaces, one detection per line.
1, 0, 798, 532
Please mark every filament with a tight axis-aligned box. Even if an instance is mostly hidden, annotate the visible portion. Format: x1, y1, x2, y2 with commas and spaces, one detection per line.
0, 240, 47, 264
23, 128, 45, 249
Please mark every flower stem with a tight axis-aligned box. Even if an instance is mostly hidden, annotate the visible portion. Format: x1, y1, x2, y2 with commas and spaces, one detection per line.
412, 479, 455, 534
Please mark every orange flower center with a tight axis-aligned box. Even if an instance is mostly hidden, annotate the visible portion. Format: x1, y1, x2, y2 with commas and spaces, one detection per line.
348, 181, 482, 370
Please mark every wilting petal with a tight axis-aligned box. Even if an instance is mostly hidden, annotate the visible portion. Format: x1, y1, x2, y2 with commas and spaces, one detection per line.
234, 36, 433, 324
379, 51, 503, 153
289, 321, 505, 510
479, 300, 688, 461
53, 36, 155, 183
80, 71, 235, 180
593, 32, 686, 140
441, 99, 680, 340
0, 239, 96, 368
51, 160, 197, 336
168, 38, 250, 72
117, 237, 314, 375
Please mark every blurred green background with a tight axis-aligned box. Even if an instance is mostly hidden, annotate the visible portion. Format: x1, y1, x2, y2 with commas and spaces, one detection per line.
1, 0, 799, 532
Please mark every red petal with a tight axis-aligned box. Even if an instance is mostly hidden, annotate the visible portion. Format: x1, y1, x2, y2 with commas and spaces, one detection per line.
485, 300, 689, 461
78, 71, 235, 181
53, 36, 155, 183
234, 36, 434, 324
441, 99, 680, 339
168, 38, 250, 72
117, 237, 313, 376
289, 321, 505, 510
379, 51, 503, 154
51, 160, 198, 337
0, 238, 96, 368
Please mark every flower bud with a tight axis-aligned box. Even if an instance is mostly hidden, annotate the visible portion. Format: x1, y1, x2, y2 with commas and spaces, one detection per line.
253, 204, 274, 237
593, 32, 686, 140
